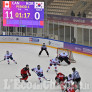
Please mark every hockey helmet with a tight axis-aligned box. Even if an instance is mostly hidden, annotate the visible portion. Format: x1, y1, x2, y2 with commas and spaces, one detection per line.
72, 67, 76, 71
26, 64, 29, 68
37, 65, 40, 70
6, 51, 9, 54
69, 74, 72, 78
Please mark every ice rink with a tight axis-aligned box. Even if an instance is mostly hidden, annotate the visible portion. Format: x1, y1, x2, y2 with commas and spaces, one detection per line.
0, 43, 92, 92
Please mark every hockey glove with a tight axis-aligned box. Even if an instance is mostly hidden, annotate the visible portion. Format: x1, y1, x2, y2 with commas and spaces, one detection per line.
4, 58, 6, 60
58, 60, 60, 63
31, 69, 34, 71
54, 64, 56, 66
37, 73, 43, 77
29, 73, 31, 76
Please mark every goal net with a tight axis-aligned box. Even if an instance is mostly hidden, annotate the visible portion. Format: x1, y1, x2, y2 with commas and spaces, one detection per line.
57, 48, 76, 63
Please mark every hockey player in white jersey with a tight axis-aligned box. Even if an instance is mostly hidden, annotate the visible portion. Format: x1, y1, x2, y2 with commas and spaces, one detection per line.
61, 74, 76, 92
67, 74, 73, 82
4, 51, 17, 64
31, 65, 49, 83
66, 74, 77, 91
47, 57, 60, 72
58, 51, 70, 65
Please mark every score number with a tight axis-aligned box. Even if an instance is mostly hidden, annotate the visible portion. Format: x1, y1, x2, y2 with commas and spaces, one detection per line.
35, 12, 40, 20
6, 11, 13, 19
5, 11, 40, 20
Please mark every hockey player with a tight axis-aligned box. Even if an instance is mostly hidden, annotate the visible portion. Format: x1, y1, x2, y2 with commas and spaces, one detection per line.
20, 64, 31, 82
60, 74, 77, 92
47, 57, 60, 72
58, 51, 70, 65
39, 43, 49, 56
4, 51, 17, 64
66, 85, 75, 92
65, 78, 76, 92
72, 67, 81, 91
67, 74, 73, 82
66, 74, 77, 90
61, 78, 76, 92
55, 72, 65, 86
32, 65, 49, 83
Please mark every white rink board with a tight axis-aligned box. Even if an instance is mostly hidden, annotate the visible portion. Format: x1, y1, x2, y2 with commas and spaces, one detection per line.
39, 39, 63, 48
0, 36, 64, 48
0, 36, 29, 43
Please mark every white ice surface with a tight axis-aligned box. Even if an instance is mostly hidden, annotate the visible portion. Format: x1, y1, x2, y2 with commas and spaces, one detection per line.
0, 43, 92, 92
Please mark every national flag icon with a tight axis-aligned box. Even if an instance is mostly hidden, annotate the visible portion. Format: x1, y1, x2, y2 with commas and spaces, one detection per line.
35, 2, 44, 9
40, 21, 44, 26
3, 1, 11, 8
38, 3, 41, 7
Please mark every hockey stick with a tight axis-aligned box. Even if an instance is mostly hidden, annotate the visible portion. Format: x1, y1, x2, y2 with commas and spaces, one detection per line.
45, 79, 50, 81
16, 76, 22, 78
32, 70, 50, 81
16, 74, 31, 78
60, 64, 68, 66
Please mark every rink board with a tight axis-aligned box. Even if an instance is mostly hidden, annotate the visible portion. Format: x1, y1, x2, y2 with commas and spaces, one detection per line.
0, 35, 92, 57
0, 35, 64, 49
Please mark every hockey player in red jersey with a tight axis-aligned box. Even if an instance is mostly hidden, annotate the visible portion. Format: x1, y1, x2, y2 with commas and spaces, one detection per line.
55, 72, 65, 86
20, 64, 31, 82
60, 79, 76, 92
61, 74, 76, 92
65, 82, 76, 92
66, 87, 75, 92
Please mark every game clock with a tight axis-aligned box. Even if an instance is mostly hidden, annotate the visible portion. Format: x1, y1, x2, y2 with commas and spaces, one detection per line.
3, 1, 44, 28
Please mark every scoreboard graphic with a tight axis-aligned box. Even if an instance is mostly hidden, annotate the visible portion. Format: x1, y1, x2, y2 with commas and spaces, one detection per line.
3, 1, 44, 28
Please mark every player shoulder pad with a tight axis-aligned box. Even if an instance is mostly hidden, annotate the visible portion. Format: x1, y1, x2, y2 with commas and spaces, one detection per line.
57, 72, 64, 75
24, 67, 28, 71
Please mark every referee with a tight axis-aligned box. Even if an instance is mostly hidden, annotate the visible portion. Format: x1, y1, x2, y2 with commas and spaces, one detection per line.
39, 43, 49, 56
72, 67, 81, 91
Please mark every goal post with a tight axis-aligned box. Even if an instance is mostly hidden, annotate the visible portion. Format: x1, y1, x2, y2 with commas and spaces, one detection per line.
57, 48, 76, 63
